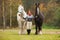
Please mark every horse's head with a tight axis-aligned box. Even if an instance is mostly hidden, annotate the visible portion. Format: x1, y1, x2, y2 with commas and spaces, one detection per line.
35, 3, 40, 7
18, 5, 27, 18
18, 5, 24, 13
35, 3, 40, 15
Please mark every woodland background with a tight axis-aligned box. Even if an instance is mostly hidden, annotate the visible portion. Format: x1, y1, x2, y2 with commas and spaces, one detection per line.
0, 0, 60, 29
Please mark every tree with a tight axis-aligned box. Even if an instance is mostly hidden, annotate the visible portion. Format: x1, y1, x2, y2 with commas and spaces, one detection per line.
2, 0, 5, 30
10, 0, 12, 28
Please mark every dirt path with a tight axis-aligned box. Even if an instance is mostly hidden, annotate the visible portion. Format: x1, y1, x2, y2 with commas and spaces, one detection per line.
31, 30, 60, 34
0, 29, 60, 34
43, 31, 60, 34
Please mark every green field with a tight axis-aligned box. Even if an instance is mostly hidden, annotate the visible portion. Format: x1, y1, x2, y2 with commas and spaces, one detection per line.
0, 29, 60, 40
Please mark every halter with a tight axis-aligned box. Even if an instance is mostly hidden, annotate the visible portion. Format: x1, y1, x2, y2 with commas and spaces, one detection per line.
18, 5, 27, 18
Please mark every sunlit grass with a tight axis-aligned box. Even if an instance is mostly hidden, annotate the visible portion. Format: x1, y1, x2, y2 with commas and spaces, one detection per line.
0, 29, 60, 40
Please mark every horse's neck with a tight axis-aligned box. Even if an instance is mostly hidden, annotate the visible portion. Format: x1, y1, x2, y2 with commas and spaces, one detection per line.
22, 10, 27, 18
37, 7, 40, 15
35, 7, 40, 15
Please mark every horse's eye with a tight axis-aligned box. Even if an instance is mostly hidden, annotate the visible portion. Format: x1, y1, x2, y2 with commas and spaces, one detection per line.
19, 14, 20, 16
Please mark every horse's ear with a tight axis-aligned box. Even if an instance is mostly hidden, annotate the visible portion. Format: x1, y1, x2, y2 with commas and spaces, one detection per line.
34, 3, 37, 5
38, 3, 40, 5
35, 2, 39, 5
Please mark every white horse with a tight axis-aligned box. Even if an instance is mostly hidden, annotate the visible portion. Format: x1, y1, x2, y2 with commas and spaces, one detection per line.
17, 5, 27, 34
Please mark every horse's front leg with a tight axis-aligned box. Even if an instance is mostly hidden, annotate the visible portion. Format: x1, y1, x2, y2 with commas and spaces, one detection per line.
22, 21, 26, 34
18, 20, 23, 35
35, 24, 38, 35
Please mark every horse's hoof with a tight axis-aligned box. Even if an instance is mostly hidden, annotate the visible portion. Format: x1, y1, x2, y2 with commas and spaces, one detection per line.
35, 32, 38, 35
35, 33, 38, 35
18, 32, 21, 35
39, 31, 42, 35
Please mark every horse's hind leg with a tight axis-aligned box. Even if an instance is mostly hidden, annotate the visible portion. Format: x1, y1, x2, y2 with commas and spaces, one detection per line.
18, 21, 22, 35
38, 26, 42, 34
38, 20, 43, 34
35, 24, 38, 35
22, 21, 26, 34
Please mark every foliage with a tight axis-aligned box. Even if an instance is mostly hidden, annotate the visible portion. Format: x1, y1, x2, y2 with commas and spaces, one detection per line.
0, 0, 60, 28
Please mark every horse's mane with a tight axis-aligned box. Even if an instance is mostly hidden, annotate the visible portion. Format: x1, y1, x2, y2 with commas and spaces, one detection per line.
35, 3, 44, 19
35, 3, 40, 16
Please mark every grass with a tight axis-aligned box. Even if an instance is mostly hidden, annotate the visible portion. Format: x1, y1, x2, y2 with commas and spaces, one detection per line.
32, 24, 60, 29
42, 24, 60, 29
0, 29, 60, 40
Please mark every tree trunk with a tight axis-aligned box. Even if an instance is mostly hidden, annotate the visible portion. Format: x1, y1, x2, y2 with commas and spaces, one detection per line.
3, 0, 5, 31
10, 0, 12, 28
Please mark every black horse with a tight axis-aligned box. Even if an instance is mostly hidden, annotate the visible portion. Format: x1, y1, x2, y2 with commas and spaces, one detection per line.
34, 3, 44, 35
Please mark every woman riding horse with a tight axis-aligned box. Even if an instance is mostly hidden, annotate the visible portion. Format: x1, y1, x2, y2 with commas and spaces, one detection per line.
34, 3, 44, 35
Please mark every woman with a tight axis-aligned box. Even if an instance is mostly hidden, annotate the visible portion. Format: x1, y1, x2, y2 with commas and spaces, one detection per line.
26, 10, 34, 35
